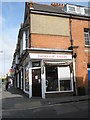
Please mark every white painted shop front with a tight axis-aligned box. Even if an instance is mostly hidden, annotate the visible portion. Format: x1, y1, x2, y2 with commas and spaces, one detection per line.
22, 52, 74, 98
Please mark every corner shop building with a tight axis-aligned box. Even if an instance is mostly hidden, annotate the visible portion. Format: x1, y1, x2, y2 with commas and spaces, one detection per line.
15, 49, 74, 98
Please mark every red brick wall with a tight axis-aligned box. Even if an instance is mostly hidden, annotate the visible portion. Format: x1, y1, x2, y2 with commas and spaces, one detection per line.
31, 34, 70, 49
30, 18, 90, 94
72, 19, 90, 94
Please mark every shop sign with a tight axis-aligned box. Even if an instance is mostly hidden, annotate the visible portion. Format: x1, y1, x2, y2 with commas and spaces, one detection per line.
30, 53, 72, 60
8, 68, 14, 76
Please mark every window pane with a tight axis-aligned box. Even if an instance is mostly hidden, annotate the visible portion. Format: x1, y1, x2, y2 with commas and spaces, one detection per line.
26, 30, 28, 38
46, 65, 58, 91
84, 34, 87, 37
85, 40, 89, 45
60, 80, 71, 91
84, 30, 90, 45
32, 61, 41, 67
25, 64, 29, 91
85, 9, 88, 14
58, 66, 70, 80
89, 40, 90, 45
25, 30, 29, 48
69, 6, 75, 11
77, 7, 81, 13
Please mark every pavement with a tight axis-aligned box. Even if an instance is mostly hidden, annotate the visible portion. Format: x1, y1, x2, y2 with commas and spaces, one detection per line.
1, 84, 90, 111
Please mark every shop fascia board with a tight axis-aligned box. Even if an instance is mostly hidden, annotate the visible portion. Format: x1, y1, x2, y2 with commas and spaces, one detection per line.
26, 48, 73, 53
29, 53, 72, 60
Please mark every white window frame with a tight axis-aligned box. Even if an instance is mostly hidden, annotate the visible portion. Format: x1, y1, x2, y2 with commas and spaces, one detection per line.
25, 30, 29, 48
67, 5, 76, 13
76, 6, 81, 14
20, 70, 23, 90
84, 30, 90, 46
69, 6, 75, 12
24, 63, 29, 92
84, 8, 90, 16
45, 65, 73, 93
23, 30, 29, 50
30, 60, 42, 98
17, 73, 19, 88
58, 66, 73, 92
20, 38, 23, 55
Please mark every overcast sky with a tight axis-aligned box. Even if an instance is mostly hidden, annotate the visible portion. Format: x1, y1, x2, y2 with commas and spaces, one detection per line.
0, 0, 89, 77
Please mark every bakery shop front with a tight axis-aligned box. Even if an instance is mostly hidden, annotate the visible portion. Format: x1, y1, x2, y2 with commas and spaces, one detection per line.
23, 50, 74, 98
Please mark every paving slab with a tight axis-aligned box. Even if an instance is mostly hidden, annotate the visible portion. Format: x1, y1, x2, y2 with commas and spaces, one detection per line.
2, 85, 90, 110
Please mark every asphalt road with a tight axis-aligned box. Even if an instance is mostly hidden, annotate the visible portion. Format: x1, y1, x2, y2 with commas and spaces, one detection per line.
1, 85, 89, 118
2, 100, 89, 118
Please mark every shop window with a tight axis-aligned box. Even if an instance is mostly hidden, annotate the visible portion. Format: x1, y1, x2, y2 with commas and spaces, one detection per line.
46, 65, 58, 92
60, 80, 71, 91
58, 66, 72, 91
25, 64, 29, 91
32, 61, 41, 67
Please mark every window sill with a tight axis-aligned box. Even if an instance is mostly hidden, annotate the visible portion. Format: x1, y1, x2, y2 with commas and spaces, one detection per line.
85, 45, 90, 48
45, 90, 73, 94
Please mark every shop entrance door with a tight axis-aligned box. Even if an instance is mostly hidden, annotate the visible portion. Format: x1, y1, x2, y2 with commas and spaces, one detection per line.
32, 68, 41, 97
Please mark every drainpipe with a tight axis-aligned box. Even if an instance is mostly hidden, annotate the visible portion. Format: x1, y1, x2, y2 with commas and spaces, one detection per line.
70, 15, 73, 52
70, 15, 77, 95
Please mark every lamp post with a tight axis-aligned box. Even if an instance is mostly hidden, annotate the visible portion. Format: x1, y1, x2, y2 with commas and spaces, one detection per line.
0, 50, 5, 77
0, 51, 4, 120
0, 51, 4, 77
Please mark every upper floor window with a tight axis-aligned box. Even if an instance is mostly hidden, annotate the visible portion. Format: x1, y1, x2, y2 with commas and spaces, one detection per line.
25, 30, 29, 48
85, 9, 88, 15
32, 61, 41, 67
69, 6, 75, 12
84, 28, 90, 46
20, 39, 23, 55
77, 7, 81, 13
84, 8, 90, 16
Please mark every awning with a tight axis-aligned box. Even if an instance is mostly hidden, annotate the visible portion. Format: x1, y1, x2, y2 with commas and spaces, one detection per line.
44, 61, 73, 66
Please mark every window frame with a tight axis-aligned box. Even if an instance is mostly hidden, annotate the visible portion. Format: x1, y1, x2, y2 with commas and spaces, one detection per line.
45, 65, 58, 92
84, 8, 90, 16
45, 65, 73, 93
68, 6, 76, 13
25, 30, 29, 48
25, 63, 29, 92
84, 29, 90, 46
20, 38, 23, 55
69, 6, 75, 12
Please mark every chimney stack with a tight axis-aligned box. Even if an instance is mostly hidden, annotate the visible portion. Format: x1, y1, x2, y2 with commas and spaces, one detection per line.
21, 22, 23, 28
51, 2, 65, 8
29, 2, 34, 10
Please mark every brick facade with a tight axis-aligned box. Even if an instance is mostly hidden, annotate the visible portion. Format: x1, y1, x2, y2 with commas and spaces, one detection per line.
71, 19, 90, 94
12, 2, 90, 97
31, 34, 71, 49
30, 18, 90, 94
